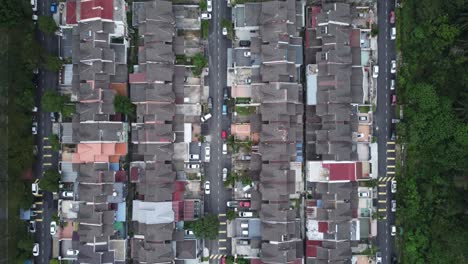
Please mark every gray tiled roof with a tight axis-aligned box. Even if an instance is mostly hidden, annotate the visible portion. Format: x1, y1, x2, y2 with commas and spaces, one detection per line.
132, 240, 174, 263
133, 222, 174, 242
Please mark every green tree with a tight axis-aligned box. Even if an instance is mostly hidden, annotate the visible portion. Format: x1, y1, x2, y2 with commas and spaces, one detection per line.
192, 214, 219, 240
42, 91, 65, 112
50, 259, 60, 264
226, 210, 236, 220
235, 258, 249, 264
43, 55, 63, 72
62, 104, 76, 118
0, 0, 27, 26
113, 94, 135, 116
39, 169, 61, 192
38, 15, 58, 34
17, 237, 34, 252
199, 0, 207, 11
49, 134, 60, 151
192, 53, 208, 76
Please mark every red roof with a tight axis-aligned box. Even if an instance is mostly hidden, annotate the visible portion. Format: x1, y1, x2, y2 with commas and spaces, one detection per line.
130, 167, 139, 182
172, 201, 183, 222
306, 240, 323, 257
114, 171, 127, 182
323, 162, 356, 181
310, 6, 321, 29
129, 73, 147, 83
318, 222, 328, 232
80, 0, 114, 21
66, 0, 77, 24
183, 200, 195, 220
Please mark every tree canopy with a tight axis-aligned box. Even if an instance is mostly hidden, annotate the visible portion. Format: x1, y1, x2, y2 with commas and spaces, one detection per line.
39, 169, 61, 192
192, 214, 219, 240
43, 55, 63, 72
42, 91, 66, 112
397, 0, 468, 262
113, 94, 135, 116
38, 16, 58, 34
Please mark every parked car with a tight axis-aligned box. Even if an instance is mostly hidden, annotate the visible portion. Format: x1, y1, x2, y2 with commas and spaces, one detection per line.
240, 155, 251, 161
240, 222, 249, 228
239, 201, 251, 208
50, 221, 57, 235
32, 179, 41, 196
207, 97, 213, 109
221, 256, 226, 264
391, 130, 396, 141
201, 113, 212, 122
204, 181, 210, 194
66, 249, 79, 256
32, 125, 38, 135
227, 201, 238, 207
391, 180, 397, 193
222, 143, 227, 155
222, 27, 227, 36
221, 130, 227, 139
244, 51, 251, 57
223, 87, 229, 99
391, 200, 396, 212
201, 13, 211, 20
32, 106, 38, 112
358, 192, 369, 198
390, 60, 397, 74
391, 94, 397, 106
185, 230, 194, 236
31, 0, 37, 11
238, 240, 250, 245
50, 112, 56, 122
207, 0, 212, 12
29, 221, 36, 233
372, 65, 379, 78
244, 193, 251, 198
239, 211, 253, 218
389, 11, 395, 24
205, 145, 211, 162
358, 116, 368, 121
239, 40, 251, 47
390, 225, 396, 236
376, 252, 382, 264
62, 191, 74, 198
32, 14, 38, 22
245, 78, 251, 84
33, 243, 40, 256
186, 163, 200, 169
189, 154, 200, 160
222, 103, 227, 115
242, 230, 249, 236
391, 27, 396, 40
390, 79, 395, 90
222, 168, 228, 181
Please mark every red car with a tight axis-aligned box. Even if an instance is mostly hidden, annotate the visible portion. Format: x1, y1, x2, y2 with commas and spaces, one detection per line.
391, 94, 397, 106
221, 130, 227, 139
389, 11, 395, 24
221, 257, 226, 264
239, 201, 251, 208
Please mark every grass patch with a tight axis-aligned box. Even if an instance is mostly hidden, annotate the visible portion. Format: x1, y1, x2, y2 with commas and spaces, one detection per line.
176, 55, 193, 65
358, 105, 370, 113
235, 106, 256, 115
201, 20, 209, 40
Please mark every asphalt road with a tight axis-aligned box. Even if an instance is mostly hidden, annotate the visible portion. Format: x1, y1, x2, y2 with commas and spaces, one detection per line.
375, 0, 397, 263
203, 0, 233, 261
33, 0, 59, 263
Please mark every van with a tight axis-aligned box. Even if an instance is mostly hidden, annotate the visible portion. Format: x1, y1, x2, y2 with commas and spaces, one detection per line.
201, 113, 212, 122
240, 223, 249, 228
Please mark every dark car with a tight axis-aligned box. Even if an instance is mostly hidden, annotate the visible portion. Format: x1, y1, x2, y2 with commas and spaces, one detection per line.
239, 40, 251, 47
207, 97, 213, 109
223, 87, 229, 99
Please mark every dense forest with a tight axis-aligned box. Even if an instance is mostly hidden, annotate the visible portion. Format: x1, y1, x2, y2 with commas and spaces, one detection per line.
0, 0, 44, 262
397, 0, 468, 263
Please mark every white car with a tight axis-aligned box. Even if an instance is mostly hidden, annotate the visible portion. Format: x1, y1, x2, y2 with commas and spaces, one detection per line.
201, 13, 211, 20
186, 163, 200, 169
204, 181, 210, 194
29, 221, 36, 233
33, 243, 40, 257
222, 27, 227, 36
391, 225, 396, 236
222, 143, 227, 155
239, 211, 253, 218
391, 180, 397, 193
189, 154, 200, 160
62, 191, 74, 198
390, 27, 396, 40
32, 179, 41, 196
207, 0, 212, 12
201, 113, 212, 122
390, 79, 395, 90
222, 168, 228, 181
244, 51, 251, 57
390, 60, 397, 74
50, 221, 57, 236
204, 145, 211, 162
66, 249, 79, 256
372, 65, 379, 78
391, 200, 396, 212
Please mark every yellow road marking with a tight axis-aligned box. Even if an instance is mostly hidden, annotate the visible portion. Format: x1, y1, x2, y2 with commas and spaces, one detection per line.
220, 222, 226, 225
378, 208, 387, 212
44, 146, 52, 149
387, 165, 395, 168
387, 157, 395, 160
43, 154, 52, 158
218, 213, 226, 217
379, 200, 386, 203
387, 149, 395, 153
378, 192, 386, 195
218, 247, 226, 250
219, 239, 226, 242
387, 171, 395, 175
219, 230, 226, 234
43, 163, 52, 166
387, 141, 395, 145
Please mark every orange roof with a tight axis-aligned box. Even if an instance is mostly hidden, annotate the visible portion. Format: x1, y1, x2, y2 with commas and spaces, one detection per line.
74, 143, 127, 163
111, 83, 127, 96
231, 124, 251, 140
115, 143, 127, 155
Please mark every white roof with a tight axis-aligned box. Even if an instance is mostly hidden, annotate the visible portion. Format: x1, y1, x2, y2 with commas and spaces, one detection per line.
132, 200, 174, 224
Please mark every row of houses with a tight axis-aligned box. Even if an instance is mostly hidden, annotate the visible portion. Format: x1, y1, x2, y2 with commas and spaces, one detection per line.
54, 0, 208, 262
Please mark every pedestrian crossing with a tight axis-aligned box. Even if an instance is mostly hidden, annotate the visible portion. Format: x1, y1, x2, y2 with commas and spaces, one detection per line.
217, 214, 228, 255
209, 254, 225, 260
378, 176, 394, 183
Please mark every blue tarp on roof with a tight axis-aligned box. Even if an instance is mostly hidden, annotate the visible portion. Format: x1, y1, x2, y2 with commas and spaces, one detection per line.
109, 163, 120, 171
116, 202, 126, 222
